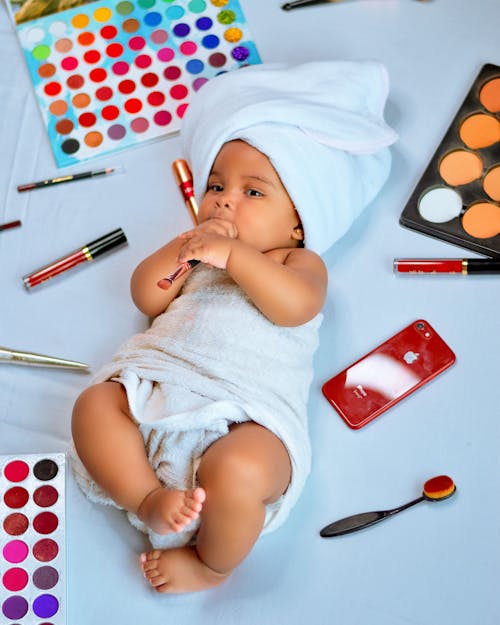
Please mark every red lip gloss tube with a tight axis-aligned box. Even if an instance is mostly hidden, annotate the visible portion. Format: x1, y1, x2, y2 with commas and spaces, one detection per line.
172, 159, 198, 225
23, 228, 128, 290
394, 258, 500, 274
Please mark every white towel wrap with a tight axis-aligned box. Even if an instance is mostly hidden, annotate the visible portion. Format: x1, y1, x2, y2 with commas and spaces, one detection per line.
181, 60, 398, 255
71, 267, 322, 549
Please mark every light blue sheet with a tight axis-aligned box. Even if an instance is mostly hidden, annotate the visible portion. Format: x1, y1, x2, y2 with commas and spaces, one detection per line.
1, 1, 499, 623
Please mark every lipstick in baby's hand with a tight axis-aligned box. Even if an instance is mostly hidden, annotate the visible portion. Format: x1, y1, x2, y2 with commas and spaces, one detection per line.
394, 258, 500, 275
172, 159, 198, 225
157, 259, 200, 290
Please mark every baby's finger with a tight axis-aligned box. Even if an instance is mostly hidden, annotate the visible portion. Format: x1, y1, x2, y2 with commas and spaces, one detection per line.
178, 230, 195, 239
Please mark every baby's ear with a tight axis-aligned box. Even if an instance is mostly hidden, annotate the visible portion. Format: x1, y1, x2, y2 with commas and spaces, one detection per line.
291, 224, 304, 242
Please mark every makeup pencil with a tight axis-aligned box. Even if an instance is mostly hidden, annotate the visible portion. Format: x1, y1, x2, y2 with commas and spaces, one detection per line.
394, 258, 500, 274
23, 227, 128, 289
17, 167, 120, 192
0, 219, 22, 231
282, 0, 345, 10
0, 346, 88, 370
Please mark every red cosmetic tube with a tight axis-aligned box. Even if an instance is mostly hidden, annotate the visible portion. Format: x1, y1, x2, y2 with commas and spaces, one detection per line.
172, 159, 198, 225
394, 258, 500, 274
23, 228, 127, 289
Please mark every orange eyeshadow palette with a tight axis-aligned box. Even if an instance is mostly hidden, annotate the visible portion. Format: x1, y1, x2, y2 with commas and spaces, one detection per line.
1, 453, 66, 624
400, 63, 500, 258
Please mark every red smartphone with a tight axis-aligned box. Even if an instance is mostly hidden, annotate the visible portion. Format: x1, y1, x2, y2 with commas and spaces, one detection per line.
322, 320, 456, 429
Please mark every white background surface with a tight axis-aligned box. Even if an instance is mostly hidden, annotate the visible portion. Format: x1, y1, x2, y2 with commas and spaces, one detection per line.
1, 0, 499, 623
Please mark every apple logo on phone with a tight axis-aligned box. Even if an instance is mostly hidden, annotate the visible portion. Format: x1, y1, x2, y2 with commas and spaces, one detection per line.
403, 351, 420, 364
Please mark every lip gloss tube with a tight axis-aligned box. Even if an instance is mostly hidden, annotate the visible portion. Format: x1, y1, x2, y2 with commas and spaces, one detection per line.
23, 228, 128, 289
394, 258, 500, 274
172, 159, 198, 225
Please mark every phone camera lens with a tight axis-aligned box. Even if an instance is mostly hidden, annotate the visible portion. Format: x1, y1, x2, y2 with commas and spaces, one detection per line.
416, 322, 425, 330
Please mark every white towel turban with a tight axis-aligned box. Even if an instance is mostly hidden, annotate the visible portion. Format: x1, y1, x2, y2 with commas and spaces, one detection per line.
180, 60, 398, 256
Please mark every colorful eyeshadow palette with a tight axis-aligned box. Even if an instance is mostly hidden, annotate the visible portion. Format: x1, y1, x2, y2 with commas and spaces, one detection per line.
1, 453, 66, 624
400, 63, 500, 258
11, 0, 261, 167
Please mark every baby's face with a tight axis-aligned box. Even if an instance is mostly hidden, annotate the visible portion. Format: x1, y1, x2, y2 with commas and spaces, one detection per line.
198, 140, 303, 252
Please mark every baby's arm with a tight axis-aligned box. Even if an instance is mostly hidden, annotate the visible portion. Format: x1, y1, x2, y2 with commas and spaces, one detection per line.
227, 244, 327, 326
130, 237, 189, 317
178, 221, 327, 327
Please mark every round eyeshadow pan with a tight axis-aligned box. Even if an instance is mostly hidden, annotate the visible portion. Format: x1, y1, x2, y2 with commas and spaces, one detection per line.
459, 113, 500, 149
4, 460, 29, 482
3, 513, 29, 536
418, 187, 463, 223
33, 593, 59, 619
3, 540, 29, 564
462, 202, 500, 238
33, 538, 59, 562
34, 484, 59, 507
3, 567, 29, 592
33, 565, 59, 590
479, 76, 500, 112
33, 458, 59, 481
2, 595, 29, 620
4, 486, 29, 509
439, 150, 483, 186
483, 165, 500, 201
33, 511, 59, 534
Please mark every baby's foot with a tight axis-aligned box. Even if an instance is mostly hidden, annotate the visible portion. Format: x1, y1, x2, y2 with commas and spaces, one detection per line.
137, 486, 205, 535
139, 546, 228, 594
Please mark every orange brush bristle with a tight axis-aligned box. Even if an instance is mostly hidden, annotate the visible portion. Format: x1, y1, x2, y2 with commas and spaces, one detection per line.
423, 475, 456, 500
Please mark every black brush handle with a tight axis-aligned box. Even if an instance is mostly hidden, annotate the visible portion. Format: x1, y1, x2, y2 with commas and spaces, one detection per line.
320, 496, 425, 537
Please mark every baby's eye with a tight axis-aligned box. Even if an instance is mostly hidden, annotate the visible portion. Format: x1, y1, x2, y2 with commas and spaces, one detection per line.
207, 183, 223, 192
245, 189, 263, 197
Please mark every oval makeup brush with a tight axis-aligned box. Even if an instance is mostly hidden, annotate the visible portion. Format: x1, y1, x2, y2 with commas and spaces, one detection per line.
320, 475, 456, 538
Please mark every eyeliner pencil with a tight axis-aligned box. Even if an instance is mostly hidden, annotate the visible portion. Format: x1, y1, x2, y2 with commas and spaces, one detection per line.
282, 0, 346, 10
0, 220, 22, 231
17, 167, 119, 192
0, 346, 88, 370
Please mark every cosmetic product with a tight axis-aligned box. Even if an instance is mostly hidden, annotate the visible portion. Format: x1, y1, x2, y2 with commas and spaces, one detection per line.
0, 346, 89, 371
320, 475, 456, 537
394, 258, 500, 274
1, 453, 66, 624
282, 0, 344, 9
400, 63, 500, 258
172, 159, 198, 225
22, 227, 127, 290
157, 259, 200, 290
0, 220, 22, 231
17, 167, 121, 192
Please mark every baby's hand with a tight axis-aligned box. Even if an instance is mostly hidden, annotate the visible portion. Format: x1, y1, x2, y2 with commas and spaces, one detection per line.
179, 218, 237, 240
177, 218, 238, 269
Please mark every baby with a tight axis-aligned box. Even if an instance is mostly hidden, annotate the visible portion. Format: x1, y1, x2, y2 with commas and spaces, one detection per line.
71, 61, 397, 594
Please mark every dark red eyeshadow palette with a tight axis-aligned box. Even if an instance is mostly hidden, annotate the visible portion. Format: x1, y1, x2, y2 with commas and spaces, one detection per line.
400, 63, 500, 258
1, 453, 66, 624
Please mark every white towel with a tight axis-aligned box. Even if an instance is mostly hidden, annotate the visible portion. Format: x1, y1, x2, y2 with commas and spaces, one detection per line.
181, 60, 398, 255
71, 267, 322, 549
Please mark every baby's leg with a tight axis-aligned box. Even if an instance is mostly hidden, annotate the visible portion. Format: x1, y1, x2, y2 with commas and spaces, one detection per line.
140, 421, 292, 593
72, 381, 204, 533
